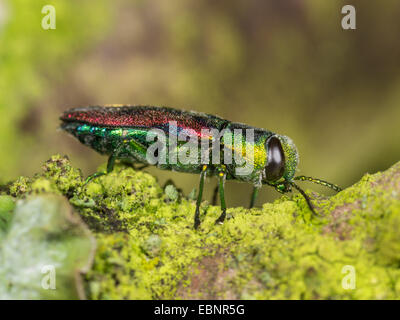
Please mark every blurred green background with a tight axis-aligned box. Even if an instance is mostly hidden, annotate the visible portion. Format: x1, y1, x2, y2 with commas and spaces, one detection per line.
1, 0, 400, 207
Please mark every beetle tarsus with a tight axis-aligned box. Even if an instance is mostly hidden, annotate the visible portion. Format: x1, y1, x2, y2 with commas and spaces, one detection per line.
194, 209, 201, 229
85, 171, 106, 185
84, 153, 117, 185
215, 208, 226, 225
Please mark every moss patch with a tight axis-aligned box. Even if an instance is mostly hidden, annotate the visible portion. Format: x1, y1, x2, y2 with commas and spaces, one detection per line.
2, 154, 400, 299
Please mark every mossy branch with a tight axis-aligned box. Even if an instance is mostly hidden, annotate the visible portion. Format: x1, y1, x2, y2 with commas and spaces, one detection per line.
1, 155, 400, 299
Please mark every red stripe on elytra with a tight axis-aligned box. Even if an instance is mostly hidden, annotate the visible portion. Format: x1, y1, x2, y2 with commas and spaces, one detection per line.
61, 108, 216, 138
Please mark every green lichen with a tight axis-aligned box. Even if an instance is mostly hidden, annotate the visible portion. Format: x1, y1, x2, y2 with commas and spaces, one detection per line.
2, 154, 400, 299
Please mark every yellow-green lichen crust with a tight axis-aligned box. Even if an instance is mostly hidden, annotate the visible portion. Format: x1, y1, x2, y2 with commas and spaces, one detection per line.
3, 154, 400, 299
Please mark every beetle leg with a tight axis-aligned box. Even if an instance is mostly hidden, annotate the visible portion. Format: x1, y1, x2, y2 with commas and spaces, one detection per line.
194, 165, 207, 229
211, 185, 219, 205
215, 166, 227, 225
249, 185, 260, 208
85, 152, 117, 184
85, 137, 148, 184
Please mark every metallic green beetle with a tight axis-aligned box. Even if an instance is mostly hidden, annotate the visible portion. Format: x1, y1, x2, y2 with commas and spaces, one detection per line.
60, 105, 342, 229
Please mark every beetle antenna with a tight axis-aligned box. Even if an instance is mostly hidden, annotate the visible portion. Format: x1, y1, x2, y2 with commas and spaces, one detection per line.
294, 175, 342, 192
291, 182, 320, 217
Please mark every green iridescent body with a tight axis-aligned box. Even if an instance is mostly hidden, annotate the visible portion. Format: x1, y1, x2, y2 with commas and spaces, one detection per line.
60, 106, 341, 229
62, 121, 297, 185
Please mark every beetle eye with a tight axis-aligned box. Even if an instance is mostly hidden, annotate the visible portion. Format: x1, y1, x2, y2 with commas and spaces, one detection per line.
265, 136, 285, 182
